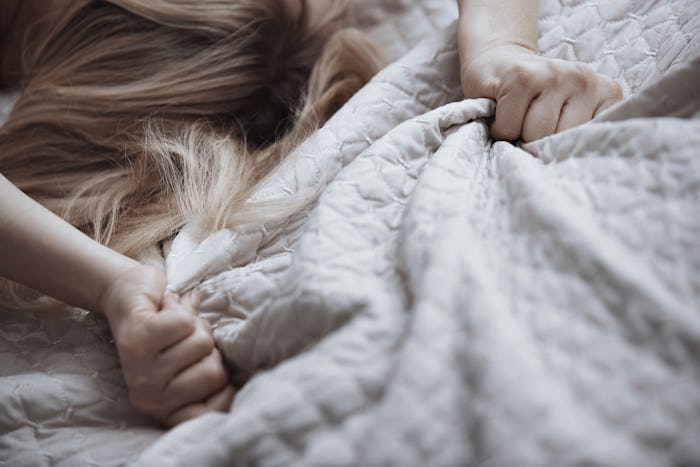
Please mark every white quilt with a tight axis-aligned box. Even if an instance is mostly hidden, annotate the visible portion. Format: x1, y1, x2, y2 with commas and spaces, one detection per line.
2, 1, 700, 466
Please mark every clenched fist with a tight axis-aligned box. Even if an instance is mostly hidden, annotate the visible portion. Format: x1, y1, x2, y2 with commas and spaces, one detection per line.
460, 44, 623, 142
100, 264, 235, 427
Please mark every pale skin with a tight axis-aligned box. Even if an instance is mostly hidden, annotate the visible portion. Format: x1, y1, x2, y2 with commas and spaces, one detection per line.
3, 5, 236, 411
0, 175, 236, 427
1, 1, 235, 428
1, 0, 622, 427
457, 0, 623, 142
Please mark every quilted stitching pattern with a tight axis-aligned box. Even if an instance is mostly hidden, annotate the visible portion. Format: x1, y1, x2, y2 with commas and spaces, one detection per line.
0, 311, 162, 466
136, 2, 700, 466
539, 0, 700, 94
1, 1, 699, 466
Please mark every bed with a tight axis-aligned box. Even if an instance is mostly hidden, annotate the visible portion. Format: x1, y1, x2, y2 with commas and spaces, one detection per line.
2, 0, 700, 466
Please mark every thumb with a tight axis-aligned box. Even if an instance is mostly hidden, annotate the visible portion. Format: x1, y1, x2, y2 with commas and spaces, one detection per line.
161, 291, 181, 312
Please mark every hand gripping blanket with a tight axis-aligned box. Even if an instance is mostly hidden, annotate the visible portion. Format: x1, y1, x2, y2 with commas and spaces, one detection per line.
2, 1, 700, 466
134, 1, 700, 466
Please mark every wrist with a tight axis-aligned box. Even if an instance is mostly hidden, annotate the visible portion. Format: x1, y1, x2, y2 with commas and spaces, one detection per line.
457, 0, 540, 82
95, 255, 143, 320
461, 42, 537, 73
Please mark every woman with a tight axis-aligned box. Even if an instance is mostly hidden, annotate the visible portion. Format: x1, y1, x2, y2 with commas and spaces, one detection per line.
0, 0, 622, 428
0, 0, 384, 428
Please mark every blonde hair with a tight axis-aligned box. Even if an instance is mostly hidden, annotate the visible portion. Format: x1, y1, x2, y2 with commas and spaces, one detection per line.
0, 0, 384, 308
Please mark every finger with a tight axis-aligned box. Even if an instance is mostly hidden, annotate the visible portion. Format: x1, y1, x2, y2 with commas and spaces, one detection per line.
156, 319, 215, 382
206, 384, 236, 412
161, 291, 181, 310
163, 402, 209, 428
184, 291, 211, 334
593, 77, 624, 117
163, 385, 235, 428
491, 90, 537, 141
122, 321, 219, 422
162, 349, 229, 411
556, 96, 596, 133
143, 308, 197, 350
521, 91, 568, 142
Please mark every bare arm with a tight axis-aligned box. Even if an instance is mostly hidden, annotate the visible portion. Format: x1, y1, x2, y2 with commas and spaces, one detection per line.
0, 174, 234, 425
0, 174, 137, 311
458, 0, 539, 61
457, 0, 623, 142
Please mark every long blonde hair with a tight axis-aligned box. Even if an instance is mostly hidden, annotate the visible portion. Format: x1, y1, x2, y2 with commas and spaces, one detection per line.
0, 0, 383, 308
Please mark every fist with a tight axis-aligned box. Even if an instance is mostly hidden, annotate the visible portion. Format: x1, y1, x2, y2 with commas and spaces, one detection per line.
100, 264, 235, 427
460, 45, 623, 142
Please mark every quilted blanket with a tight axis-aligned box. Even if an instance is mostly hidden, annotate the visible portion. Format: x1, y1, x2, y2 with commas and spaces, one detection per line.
2, 1, 700, 466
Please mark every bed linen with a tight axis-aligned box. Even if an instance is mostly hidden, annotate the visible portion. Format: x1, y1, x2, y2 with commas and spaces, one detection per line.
2, 1, 700, 466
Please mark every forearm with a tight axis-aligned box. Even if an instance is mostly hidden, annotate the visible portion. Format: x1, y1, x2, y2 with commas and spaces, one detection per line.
1, 175, 235, 425
0, 174, 138, 313
457, 0, 539, 63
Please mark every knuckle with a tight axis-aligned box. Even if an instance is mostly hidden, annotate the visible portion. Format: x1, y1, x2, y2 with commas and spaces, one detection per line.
572, 63, 595, 87
513, 64, 539, 88
607, 79, 624, 99
117, 334, 150, 360
577, 62, 594, 76
545, 61, 565, 87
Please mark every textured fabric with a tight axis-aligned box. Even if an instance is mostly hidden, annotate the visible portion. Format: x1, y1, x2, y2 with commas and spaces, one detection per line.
2, 1, 700, 466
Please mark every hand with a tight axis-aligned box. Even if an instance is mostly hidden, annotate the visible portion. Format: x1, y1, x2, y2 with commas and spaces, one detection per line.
100, 264, 235, 427
460, 44, 623, 142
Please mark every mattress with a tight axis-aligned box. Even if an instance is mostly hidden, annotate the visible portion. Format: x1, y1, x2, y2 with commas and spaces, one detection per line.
2, 1, 699, 466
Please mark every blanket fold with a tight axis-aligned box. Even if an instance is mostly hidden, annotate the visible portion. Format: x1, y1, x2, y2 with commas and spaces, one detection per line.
2, 1, 699, 466
135, 14, 700, 466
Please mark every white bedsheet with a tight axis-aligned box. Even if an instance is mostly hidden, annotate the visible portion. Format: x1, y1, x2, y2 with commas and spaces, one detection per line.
2, 1, 700, 466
